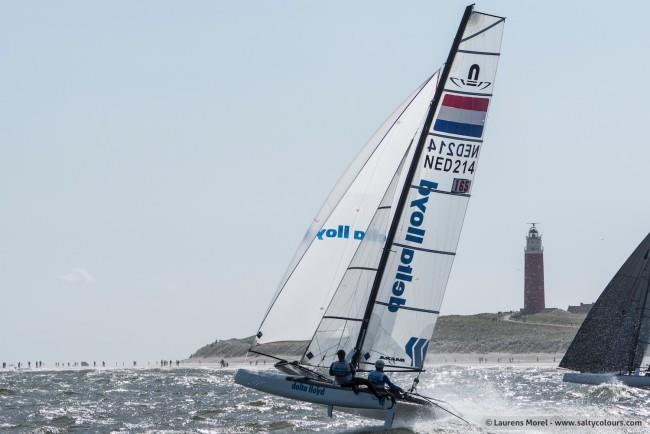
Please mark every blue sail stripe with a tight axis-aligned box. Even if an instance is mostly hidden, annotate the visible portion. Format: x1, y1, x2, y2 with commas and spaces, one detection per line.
413, 338, 427, 368
405, 337, 417, 366
420, 340, 430, 366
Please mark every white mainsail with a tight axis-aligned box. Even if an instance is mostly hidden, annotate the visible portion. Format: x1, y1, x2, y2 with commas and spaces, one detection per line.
360, 11, 505, 370
254, 72, 440, 346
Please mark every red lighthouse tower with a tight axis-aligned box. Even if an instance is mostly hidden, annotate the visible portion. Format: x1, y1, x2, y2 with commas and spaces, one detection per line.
523, 223, 545, 314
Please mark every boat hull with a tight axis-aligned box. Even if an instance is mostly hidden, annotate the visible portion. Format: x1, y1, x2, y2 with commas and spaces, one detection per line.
563, 372, 650, 388
234, 369, 440, 423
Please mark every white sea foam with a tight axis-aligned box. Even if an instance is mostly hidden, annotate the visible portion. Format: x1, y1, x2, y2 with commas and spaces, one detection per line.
0, 365, 648, 433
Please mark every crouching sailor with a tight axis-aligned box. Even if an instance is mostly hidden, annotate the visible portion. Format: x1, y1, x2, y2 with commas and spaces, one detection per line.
329, 350, 355, 385
369, 360, 404, 398
330, 349, 385, 398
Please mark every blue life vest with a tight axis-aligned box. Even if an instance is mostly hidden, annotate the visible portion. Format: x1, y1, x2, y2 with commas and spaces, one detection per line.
368, 370, 386, 386
330, 360, 353, 383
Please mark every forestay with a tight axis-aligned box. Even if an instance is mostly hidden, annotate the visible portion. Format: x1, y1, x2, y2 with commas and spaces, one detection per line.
560, 234, 650, 373
253, 72, 440, 347
360, 11, 505, 371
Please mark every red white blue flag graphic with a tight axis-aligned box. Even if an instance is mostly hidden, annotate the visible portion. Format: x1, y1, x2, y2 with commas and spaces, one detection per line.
433, 93, 490, 138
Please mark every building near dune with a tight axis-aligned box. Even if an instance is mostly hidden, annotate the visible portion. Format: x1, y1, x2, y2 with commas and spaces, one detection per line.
523, 223, 545, 314
567, 302, 593, 314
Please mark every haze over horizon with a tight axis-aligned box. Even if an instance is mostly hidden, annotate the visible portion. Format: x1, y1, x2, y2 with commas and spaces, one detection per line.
2, 0, 649, 362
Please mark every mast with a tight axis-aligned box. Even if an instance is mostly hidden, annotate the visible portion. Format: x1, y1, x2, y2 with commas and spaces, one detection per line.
628, 260, 650, 372
352, 4, 475, 368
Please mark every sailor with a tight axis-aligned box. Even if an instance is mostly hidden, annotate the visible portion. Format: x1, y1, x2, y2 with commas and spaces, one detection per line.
368, 360, 404, 397
329, 350, 354, 385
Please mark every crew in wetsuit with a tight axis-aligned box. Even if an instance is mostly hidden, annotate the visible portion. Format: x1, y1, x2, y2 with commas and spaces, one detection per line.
329, 350, 383, 398
329, 350, 354, 385
368, 360, 404, 397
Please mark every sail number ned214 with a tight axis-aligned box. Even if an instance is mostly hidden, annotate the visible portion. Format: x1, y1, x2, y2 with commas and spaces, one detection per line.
424, 137, 480, 175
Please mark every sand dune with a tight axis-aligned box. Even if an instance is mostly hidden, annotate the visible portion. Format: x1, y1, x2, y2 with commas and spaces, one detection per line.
190, 309, 586, 361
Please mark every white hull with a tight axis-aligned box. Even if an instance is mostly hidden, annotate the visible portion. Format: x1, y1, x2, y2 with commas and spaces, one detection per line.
563, 372, 650, 388
234, 369, 441, 425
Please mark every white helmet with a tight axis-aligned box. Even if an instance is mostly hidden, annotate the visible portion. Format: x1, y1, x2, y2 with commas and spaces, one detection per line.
375, 359, 385, 369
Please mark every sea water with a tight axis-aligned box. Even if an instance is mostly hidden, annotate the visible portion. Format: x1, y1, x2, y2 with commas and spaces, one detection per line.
0, 365, 648, 433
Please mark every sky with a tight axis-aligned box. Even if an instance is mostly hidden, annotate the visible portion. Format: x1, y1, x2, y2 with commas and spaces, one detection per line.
1, 0, 649, 363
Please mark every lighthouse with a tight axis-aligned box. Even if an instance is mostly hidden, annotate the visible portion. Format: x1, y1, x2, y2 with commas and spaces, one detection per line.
523, 223, 545, 314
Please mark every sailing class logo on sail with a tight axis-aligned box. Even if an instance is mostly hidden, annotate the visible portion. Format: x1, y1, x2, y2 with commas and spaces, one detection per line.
387, 179, 438, 312
449, 63, 492, 90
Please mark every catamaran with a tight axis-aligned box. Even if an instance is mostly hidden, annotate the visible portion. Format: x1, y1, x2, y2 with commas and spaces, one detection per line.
234, 5, 505, 426
561, 233, 650, 388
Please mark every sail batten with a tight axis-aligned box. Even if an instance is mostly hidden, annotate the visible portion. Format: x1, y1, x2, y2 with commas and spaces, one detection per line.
391, 242, 456, 256
374, 301, 440, 315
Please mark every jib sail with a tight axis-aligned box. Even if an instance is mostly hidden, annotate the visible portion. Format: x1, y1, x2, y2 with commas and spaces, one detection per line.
252, 72, 440, 349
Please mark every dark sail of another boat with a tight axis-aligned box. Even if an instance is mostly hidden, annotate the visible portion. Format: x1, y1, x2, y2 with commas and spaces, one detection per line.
561, 233, 650, 388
